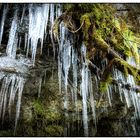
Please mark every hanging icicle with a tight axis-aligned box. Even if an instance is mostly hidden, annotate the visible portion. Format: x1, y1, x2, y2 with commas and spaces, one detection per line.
14, 76, 25, 133
62, 40, 72, 109
113, 56, 140, 119
6, 9, 18, 58
0, 4, 8, 46
80, 43, 89, 136
50, 4, 55, 58
0, 73, 26, 131
72, 47, 78, 108
89, 71, 96, 127
27, 4, 50, 65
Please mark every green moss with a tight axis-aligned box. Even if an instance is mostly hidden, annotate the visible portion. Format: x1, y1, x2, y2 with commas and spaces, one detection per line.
99, 74, 113, 93
16, 99, 63, 136
0, 130, 13, 136
23, 106, 33, 123
63, 4, 75, 12
45, 100, 61, 122
112, 18, 140, 66
93, 31, 109, 50
32, 99, 46, 119
80, 14, 91, 40
46, 125, 63, 136
32, 99, 61, 122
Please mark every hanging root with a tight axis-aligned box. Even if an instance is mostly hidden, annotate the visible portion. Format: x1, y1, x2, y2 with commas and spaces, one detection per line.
66, 20, 84, 33
52, 12, 84, 40
52, 13, 65, 40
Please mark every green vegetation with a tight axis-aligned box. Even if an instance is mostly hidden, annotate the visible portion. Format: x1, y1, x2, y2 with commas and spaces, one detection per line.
54, 4, 140, 91
45, 125, 63, 136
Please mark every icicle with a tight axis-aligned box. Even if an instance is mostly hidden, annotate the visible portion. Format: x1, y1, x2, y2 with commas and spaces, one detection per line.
131, 91, 139, 118
118, 83, 123, 102
0, 4, 8, 46
8, 75, 16, 117
2, 76, 12, 123
72, 47, 78, 107
18, 36, 22, 49
43, 4, 49, 37
58, 54, 62, 95
50, 4, 56, 58
134, 92, 140, 118
56, 4, 61, 18
6, 9, 18, 58
109, 85, 113, 100
49, 4, 55, 56
0, 76, 8, 119
27, 4, 49, 65
38, 77, 42, 98
62, 40, 72, 110
58, 20, 76, 136
14, 77, 25, 133
106, 85, 112, 106
80, 43, 89, 136
70, 86, 74, 104
58, 21, 71, 110
43, 69, 47, 84
49, 4, 54, 29
20, 4, 26, 24
24, 33, 28, 51
40, 4, 50, 54
0, 72, 5, 80
89, 71, 96, 127
123, 89, 131, 108
58, 23, 66, 96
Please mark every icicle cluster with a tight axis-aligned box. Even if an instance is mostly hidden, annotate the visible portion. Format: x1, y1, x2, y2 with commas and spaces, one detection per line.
112, 57, 140, 119
80, 43, 97, 136
0, 73, 25, 129
27, 4, 50, 64
0, 4, 61, 131
58, 21, 96, 136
